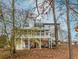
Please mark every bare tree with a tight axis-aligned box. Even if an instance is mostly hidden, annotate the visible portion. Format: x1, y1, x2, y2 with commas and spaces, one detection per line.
12, 0, 16, 54
65, 0, 73, 59
0, 0, 8, 36
50, 0, 58, 46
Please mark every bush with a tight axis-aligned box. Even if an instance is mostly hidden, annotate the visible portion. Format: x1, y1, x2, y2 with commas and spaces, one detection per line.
0, 35, 7, 48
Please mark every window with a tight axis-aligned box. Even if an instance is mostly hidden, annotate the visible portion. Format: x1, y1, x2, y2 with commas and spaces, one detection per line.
24, 22, 29, 27
46, 32, 48, 35
41, 32, 44, 35
37, 32, 40, 35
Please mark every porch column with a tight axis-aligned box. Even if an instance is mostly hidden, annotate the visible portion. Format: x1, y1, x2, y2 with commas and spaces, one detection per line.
21, 36, 23, 49
39, 30, 41, 49
27, 30, 30, 49
49, 38, 51, 48
51, 37, 52, 48
28, 38, 30, 49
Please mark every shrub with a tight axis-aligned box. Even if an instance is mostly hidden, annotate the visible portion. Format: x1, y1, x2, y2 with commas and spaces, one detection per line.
0, 35, 7, 48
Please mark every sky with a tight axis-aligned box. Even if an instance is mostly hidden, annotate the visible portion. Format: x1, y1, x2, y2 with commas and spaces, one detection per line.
16, 0, 78, 39
0, 0, 78, 40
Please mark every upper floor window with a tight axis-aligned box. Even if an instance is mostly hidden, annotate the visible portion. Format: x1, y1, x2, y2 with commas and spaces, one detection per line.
41, 32, 44, 35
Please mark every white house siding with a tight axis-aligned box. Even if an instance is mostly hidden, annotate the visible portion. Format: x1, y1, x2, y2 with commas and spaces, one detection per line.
16, 39, 25, 50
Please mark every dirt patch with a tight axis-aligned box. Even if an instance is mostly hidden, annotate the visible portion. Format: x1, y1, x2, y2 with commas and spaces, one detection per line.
9, 45, 77, 59
0, 49, 10, 59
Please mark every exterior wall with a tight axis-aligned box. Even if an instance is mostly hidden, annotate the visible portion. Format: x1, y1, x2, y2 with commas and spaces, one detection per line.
16, 39, 25, 50
15, 25, 60, 49
15, 31, 56, 49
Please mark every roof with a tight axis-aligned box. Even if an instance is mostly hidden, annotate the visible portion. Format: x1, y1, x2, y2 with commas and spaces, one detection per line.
43, 23, 60, 25
34, 23, 60, 27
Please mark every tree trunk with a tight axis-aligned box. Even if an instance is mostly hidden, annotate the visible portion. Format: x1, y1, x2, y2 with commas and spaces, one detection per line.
51, 0, 58, 46
12, 0, 16, 54
65, 0, 73, 59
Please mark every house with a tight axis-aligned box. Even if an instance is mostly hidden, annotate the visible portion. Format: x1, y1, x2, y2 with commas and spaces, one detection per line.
13, 18, 60, 50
